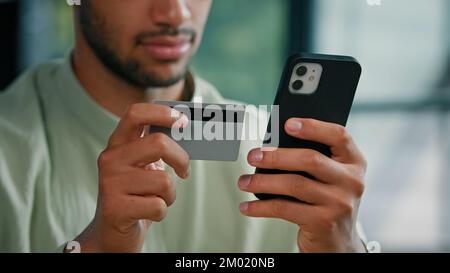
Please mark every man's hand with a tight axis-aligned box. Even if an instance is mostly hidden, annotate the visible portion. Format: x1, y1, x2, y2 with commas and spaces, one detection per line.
71, 103, 190, 253
238, 118, 367, 253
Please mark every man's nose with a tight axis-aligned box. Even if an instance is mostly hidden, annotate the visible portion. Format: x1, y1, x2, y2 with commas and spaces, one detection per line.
151, 0, 192, 27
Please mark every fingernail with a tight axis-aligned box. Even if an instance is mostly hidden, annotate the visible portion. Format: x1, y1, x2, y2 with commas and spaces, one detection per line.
250, 150, 264, 162
286, 120, 303, 133
171, 108, 182, 120
173, 114, 189, 129
238, 175, 252, 189
179, 114, 189, 128
240, 202, 249, 212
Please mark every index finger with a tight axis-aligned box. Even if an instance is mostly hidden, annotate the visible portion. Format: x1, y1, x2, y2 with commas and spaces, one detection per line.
107, 133, 190, 179
109, 103, 187, 147
284, 118, 365, 164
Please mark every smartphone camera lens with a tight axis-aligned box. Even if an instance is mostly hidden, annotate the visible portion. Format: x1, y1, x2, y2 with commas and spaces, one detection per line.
292, 80, 304, 91
296, 66, 307, 77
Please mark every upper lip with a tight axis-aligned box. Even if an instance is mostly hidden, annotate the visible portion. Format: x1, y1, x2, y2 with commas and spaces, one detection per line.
138, 35, 192, 46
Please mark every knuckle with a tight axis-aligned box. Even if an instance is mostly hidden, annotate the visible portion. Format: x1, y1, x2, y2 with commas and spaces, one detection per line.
347, 169, 365, 197
305, 150, 323, 169
336, 126, 352, 145
304, 119, 320, 136
152, 199, 168, 222
318, 213, 338, 231
152, 133, 170, 151
351, 176, 365, 197
125, 104, 142, 124
159, 172, 174, 193
266, 151, 279, 166
288, 176, 305, 196
334, 197, 354, 216
302, 119, 315, 130
97, 150, 113, 168
167, 189, 177, 207
251, 174, 262, 188
271, 200, 287, 216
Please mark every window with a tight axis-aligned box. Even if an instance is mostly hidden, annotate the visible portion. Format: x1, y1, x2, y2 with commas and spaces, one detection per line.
314, 0, 449, 104
191, 0, 288, 106
312, 0, 450, 251
18, 0, 73, 71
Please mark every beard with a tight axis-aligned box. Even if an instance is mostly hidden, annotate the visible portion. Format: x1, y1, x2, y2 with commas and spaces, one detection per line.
78, 3, 195, 89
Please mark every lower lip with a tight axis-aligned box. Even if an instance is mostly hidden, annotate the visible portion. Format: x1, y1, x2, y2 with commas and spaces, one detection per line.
141, 42, 192, 61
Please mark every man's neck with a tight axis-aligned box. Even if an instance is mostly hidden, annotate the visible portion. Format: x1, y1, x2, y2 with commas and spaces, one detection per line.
72, 45, 186, 118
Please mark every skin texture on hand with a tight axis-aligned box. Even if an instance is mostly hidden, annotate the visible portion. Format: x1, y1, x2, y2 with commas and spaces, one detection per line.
73, 104, 190, 252
238, 118, 367, 253
69, 0, 212, 253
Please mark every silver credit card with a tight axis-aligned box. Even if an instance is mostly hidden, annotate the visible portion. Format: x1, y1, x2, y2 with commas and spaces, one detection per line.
150, 100, 246, 161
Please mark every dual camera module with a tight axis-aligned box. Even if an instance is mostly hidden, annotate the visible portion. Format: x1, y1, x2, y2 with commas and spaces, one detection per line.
289, 63, 323, 95
292, 66, 308, 91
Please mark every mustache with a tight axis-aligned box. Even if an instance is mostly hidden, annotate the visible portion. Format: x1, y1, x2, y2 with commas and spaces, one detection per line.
136, 27, 197, 43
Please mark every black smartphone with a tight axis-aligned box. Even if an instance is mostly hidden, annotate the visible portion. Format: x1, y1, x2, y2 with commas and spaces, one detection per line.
255, 53, 362, 201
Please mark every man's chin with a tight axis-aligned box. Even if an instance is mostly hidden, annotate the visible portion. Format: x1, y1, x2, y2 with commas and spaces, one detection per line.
139, 63, 188, 86
137, 70, 187, 88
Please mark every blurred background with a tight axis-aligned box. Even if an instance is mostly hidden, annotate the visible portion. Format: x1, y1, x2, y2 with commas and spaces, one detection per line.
1, 0, 450, 252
